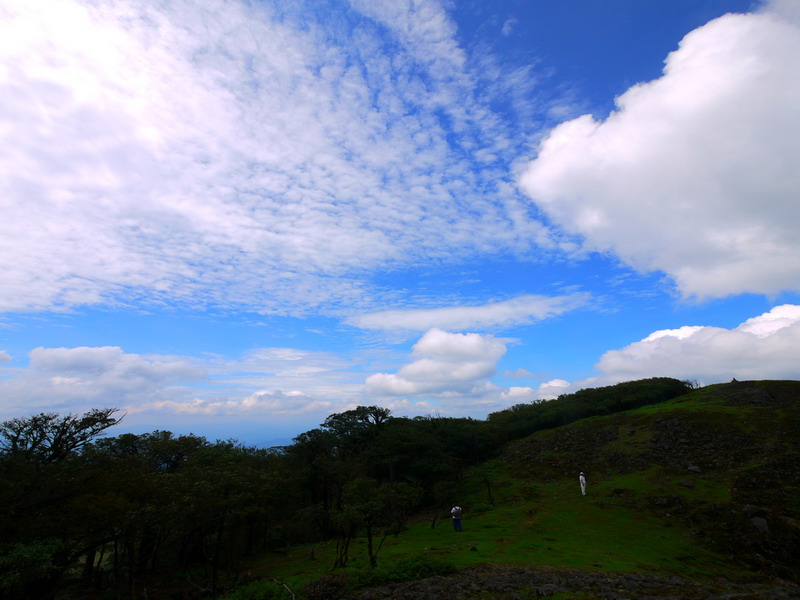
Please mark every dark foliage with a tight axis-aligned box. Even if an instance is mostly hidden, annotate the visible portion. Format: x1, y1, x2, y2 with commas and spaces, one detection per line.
487, 377, 692, 443
0, 378, 694, 599
0, 408, 120, 462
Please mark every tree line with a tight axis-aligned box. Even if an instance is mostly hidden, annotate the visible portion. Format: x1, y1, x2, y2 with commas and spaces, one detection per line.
0, 377, 691, 599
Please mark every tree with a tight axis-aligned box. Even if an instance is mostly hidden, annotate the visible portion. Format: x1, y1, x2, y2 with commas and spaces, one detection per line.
0, 409, 122, 599
322, 406, 391, 436
337, 477, 421, 568
321, 406, 392, 459
0, 408, 121, 462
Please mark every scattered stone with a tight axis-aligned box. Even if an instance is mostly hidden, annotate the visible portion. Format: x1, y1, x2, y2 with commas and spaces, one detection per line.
750, 516, 770, 535
352, 565, 800, 600
742, 504, 759, 517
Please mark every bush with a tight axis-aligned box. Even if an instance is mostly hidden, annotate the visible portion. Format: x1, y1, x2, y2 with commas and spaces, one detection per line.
222, 579, 295, 600
302, 573, 349, 600
387, 553, 457, 580
348, 553, 457, 589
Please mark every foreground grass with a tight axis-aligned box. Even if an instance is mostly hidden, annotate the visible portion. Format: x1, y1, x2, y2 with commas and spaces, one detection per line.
225, 462, 750, 598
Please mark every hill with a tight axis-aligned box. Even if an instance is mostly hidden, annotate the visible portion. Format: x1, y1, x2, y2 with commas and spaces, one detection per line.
237, 380, 800, 600
502, 379, 800, 581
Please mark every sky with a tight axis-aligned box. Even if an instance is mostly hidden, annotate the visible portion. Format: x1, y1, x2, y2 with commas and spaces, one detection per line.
2, 0, 800, 447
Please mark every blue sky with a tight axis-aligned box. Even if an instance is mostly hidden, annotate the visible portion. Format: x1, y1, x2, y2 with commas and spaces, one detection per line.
2, 0, 800, 447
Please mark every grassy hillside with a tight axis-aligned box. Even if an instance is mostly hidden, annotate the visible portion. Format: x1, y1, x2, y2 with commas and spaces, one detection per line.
225, 380, 800, 599
503, 380, 800, 579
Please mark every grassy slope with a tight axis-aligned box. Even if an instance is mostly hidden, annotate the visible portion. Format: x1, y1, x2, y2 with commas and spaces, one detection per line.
235, 380, 800, 595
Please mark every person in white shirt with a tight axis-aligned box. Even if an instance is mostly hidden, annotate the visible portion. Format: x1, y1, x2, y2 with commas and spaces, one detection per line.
451, 505, 463, 531
579, 472, 586, 496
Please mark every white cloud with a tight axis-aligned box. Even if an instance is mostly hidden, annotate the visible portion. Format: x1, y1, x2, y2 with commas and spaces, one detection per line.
767, 0, 800, 24
136, 390, 333, 417
501, 18, 518, 37
537, 378, 570, 399
592, 304, 800, 385
347, 0, 466, 79
220, 347, 352, 379
0, 351, 11, 365
519, 7, 800, 298
365, 328, 510, 406
503, 368, 535, 378
0, 343, 365, 422
0, 346, 205, 417
348, 293, 589, 332
0, 0, 543, 315
499, 385, 538, 402
388, 398, 436, 412
737, 304, 800, 337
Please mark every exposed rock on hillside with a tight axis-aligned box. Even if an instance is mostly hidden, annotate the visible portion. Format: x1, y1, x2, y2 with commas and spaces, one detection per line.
354, 564, 800, 600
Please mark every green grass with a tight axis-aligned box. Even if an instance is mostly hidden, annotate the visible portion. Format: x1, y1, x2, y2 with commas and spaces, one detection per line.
223, 382, 800, 597
230, 462, 752, 598
594, 467, 732, 505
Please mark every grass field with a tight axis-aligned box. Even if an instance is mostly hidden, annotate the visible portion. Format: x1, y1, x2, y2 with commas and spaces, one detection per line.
221, 382, 800, 598
222, 461, 753, 599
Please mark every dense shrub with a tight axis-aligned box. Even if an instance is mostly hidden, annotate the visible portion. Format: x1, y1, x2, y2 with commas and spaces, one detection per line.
488, 377, 692, 442
348, 553, 457, 589
384, 553, 457, 581
302, 573, 349, 600
222, 579, 295, 600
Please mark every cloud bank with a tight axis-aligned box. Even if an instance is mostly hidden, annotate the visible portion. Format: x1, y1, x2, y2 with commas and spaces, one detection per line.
136, 390, 333, 418
593, 304, 800, 384
520, 5, 800, 298
2, 305, 798, 425
0, 346, 205, 417
0, 343, 361, 423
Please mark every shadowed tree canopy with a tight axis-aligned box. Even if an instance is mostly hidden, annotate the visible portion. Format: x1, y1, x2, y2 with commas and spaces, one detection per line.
0, 408, 121, 462
322, 406, 392, 438
0, 377, 733, 600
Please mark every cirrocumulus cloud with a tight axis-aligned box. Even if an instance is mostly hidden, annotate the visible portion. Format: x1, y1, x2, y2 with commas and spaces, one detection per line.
0, 0, 543, 315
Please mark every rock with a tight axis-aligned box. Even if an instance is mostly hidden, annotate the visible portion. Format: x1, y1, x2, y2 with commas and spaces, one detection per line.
742, 504, 759, 517
750, 516, 770, 535
352, 565, 800, 600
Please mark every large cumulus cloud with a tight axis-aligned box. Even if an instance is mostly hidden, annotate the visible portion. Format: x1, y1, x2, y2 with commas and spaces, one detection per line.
365, 328, 508, 399
520, 4, 800, 298
595, 304, 800, 384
